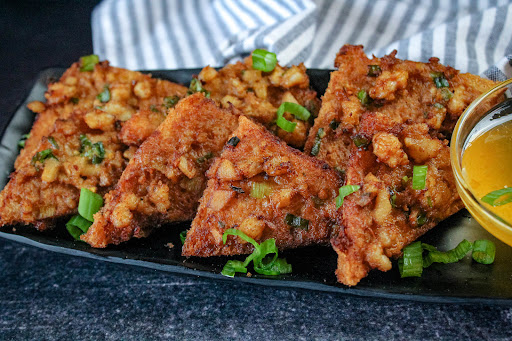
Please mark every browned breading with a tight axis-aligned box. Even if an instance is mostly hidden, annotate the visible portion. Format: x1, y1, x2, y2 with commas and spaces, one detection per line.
0, 111, 126, 230
304, 45, 496, 175
18, 60, 187, 169
82, 94, 239, 248
198, 55, 321, 148
331, 113, 464, 286
182, 116, 342, 257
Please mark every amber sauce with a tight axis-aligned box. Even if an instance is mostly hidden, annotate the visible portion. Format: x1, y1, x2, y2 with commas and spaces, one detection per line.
462, 120, 512, 225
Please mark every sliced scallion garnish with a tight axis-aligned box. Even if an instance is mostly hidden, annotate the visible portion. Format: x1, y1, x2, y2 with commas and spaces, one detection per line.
97, 84, 111, 103
187, 79, 210, 98
227, 136, 240, 147
276, 102, 311, 133
336, 185, 361, 208
412, 165, 428, 190
80, 134, 105, 164
367, 65, 382, 77
252, 49, 277, 72
398, 241, 423, 277
250, 182, 272, 199
196, 151, 213, 164
310, 128, 325, 156
221, 228, 292, 277
18, 133, 30, 148
430, 71, 449, 88
352, 135, 369, 148
78, 188, 104, 222
357, 89, 371, 106
66, 214, 93, 240
180, 229, 189, 244
422, 239, 472, 268
481, 187, 512, 207
284, 213, 309, 230
163, 95, 180, 109
472, 240, 496, 264
80, 54, 99, 72
47, 136, 59, 149
31, 149, 58, 169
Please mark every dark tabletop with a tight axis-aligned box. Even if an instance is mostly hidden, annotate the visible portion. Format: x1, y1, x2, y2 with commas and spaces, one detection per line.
1, 1, 512, 340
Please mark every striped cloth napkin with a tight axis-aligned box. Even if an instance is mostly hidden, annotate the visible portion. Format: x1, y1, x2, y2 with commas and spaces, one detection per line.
92, 0, 512, 80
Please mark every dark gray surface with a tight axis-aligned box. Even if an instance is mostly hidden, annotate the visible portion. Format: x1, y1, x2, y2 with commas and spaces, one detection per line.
2, 237, 512, 341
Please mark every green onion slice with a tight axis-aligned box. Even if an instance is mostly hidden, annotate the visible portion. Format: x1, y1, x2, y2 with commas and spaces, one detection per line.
276, 102, 311, 133
252, 49, 277, 72
310, 128, 325, 156
180, 229, 188, 244
250, 182, 272, 199
80, 135, 105, 164
352, 135, 369, 148
284, 213, 309, 230
187, 79, 210, 98
398, 241, 424, 277
430, 71, 449, 88
423, 239, 472, 268
71, 97, 80, 104
481, 187, 512, 207
48, 136, 59, 149
18, 133, 30, 148
163, 95, 180, 109
31, 149, 58, 168
80, 54, 99, 72
66, 214, 93, 242
472, 240, 496, 264
97, 84, 111, 103
412, 165, 428, 190
78, 188, 104, 222
221, 228, 292, 277
357, 89, 372, 106
367, 65, 382, 77
196, 151, 213, 164
336, 185, 361, 208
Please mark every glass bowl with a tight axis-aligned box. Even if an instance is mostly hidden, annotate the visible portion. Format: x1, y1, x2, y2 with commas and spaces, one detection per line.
451, 78, 512, 246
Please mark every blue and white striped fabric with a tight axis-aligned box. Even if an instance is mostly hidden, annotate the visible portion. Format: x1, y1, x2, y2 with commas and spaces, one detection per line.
92, 0, 512, 80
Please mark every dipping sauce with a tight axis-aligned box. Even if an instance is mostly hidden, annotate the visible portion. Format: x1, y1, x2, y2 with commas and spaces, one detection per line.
462, 119, 512, 225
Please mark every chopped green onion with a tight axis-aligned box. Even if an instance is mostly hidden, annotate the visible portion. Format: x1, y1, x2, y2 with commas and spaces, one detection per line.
357, 89, 372, 106
163, 95, 180, 109
71, 97, 79, 104
196, 151, 213, 164
416, 212, 427, 227
78, 188, 104, 222
31, 149, 58, 168
423, 239, 472, 268
276, 102, 311, 133
352, 135, 370, 148
150, 105, 160, 113
221, 260, 248, 277
336, 185, 361, 208
97, 84, 111, 103
230, 185, 245, 194
227, 136, 240, 147
47, 136, 59, 149
398, 241, 424, 277
412, 165, 428, 190
441, 88, 453, 100
80, 134, 105, 164
430, 71, 449, 88
433, 103, 445, 109
367, 65, 382, 77
187, 79, 210, 98
284, 213, 309, 230
180, 229, 188, 244
310, 128, 325, 156
481, 187, 512, 207
472, 240, 496, 264
66, 215, 92, 236
250, 182, 272, 199
252, 49, 277, 72
329, 120, 340, 130
221, 228, 292, 277
18, 133, 30, 148
80, 54, 99, 72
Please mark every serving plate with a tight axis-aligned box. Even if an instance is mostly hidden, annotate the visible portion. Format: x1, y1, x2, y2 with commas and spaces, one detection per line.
1, 68, 511, 304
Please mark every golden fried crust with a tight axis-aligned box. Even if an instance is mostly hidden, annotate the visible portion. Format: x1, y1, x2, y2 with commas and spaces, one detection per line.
182, 116, 342, 257
0, 111, 127, 229
17, 61, 187, 169
82, 94, 240, 248
331, 113, 464, 286
304, 45, 496, 174
199, 55, 321, 148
